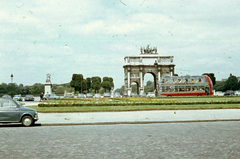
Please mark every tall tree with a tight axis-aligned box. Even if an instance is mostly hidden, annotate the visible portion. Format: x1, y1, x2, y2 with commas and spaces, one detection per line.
70, 74, 84, 93
224, 74, 239, 91
91, 76, 101, 93
203, 73, 216, 86
86, 78, 92, 93
109, 77, 114, 89
101, 77, 112, 92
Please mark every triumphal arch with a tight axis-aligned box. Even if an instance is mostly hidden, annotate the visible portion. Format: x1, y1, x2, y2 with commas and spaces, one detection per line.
123, 45, 175, 96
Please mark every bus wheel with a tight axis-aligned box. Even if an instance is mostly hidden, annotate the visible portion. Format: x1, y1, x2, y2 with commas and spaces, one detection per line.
167, 95, 171, 97
197, 95, 202, 97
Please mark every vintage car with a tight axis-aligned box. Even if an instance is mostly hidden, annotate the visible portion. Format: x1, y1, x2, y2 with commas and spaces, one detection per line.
25, 94, 35, 101
13, 95, 23, 101
0, 98, 38, 126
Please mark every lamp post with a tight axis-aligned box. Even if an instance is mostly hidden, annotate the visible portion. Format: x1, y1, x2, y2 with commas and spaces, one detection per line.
11, 74, 13, 98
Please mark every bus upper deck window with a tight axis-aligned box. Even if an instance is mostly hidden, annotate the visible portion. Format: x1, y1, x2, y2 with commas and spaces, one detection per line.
192, 87, 198, 91
178, 79, 181, 83
198, 79, 201, 82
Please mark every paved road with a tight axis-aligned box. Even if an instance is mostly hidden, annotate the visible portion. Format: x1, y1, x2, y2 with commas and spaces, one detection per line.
0, 121, 240, 158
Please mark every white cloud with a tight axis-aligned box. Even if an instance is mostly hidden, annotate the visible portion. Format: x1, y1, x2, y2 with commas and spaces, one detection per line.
0, 0, 239, 88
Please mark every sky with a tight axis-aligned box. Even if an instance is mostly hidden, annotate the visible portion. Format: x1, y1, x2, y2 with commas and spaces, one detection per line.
0, 0, 240, 89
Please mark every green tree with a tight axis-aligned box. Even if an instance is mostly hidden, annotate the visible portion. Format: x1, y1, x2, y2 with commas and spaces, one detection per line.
18, 84, 24, 95
91, 76, 101, 93
131, 83, 138, 93
101, 77, 111, 92
82, 79, 87, 93
203, 73, 216, 86
52, 84, 58, 93
32, 85, 40, 94
55, 86, 65, 94
6, 83, 18, 96
114, 85, 125, 95
31, 83, 44, 95
99, 87, 105, 94
86, 78, 92, 93
0, 85, 6, 95
144, 80, 154, 93
213, 81, 225, 91
109, 77, 114, 89
70, 74, 84, 93
224, 74, 239, 91
21, 86, 31, 95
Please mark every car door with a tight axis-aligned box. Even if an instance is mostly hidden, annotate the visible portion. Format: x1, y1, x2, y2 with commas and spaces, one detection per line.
0, 99, 20, 122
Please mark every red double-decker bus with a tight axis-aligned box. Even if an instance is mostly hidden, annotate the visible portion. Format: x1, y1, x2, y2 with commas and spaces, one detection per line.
157, 75, 213, 97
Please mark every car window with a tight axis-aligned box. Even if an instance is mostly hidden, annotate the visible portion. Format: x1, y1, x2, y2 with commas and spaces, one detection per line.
0, 100, 17, 108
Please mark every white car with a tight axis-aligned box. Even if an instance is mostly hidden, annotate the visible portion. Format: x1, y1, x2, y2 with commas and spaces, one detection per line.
147, 92, 155, 97
215, 91, 224, 96
234, 91, 240, 96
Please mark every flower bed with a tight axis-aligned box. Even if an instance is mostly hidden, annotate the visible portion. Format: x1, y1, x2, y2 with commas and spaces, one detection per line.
38, 98, 240, 107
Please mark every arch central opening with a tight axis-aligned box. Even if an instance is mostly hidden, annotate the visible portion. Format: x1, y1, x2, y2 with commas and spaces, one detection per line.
144, 73, 156, 94
131, 82, 139, 96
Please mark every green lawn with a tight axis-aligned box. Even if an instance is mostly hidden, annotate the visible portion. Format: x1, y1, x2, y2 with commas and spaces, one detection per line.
28, 96, 240, 112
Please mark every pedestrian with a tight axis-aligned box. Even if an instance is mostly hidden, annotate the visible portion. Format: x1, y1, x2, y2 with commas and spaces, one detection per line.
40, 93, 43, 102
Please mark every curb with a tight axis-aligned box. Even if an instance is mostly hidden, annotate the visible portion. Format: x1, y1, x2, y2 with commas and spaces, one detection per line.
37, 119, 240, 126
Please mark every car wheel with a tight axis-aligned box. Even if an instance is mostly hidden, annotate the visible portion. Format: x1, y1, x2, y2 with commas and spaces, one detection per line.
22, 116, 33, 127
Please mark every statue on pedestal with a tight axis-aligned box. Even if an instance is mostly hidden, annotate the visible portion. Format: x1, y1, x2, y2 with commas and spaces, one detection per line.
44, 73, 52, 96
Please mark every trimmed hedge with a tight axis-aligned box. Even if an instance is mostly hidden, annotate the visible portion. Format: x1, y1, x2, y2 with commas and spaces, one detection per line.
38, 100, 240, 107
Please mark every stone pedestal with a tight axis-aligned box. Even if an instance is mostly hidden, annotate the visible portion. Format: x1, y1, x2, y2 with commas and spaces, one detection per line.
44, 82, 52, 95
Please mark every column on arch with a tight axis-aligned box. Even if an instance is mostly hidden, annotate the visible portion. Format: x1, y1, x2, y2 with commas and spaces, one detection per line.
170, 67, 173, 76
127, 70, 131, 96
139, 71, 144, 93
158, 67, 161, 83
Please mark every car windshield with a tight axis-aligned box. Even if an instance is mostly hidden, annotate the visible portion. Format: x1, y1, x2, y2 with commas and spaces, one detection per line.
14, 95, 21, 97
26, 95, 33, 97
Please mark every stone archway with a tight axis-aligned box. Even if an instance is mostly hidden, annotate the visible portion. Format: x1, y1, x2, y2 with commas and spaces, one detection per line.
123, 45, 175, 97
